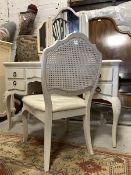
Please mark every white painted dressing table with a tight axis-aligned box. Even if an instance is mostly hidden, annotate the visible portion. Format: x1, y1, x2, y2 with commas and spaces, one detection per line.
4, 60, 121, 147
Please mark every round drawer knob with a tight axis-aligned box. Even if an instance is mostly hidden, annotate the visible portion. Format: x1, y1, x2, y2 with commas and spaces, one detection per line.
13, 81, 17, 86
96, 87, 101, 93
13, 72, 17, 77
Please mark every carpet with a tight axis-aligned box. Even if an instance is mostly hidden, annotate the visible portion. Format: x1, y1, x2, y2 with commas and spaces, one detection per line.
0, 133, 130, 175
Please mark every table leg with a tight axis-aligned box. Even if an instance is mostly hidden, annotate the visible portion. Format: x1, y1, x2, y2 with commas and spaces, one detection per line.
4, 92, 15, 130
110, 97, 121, 148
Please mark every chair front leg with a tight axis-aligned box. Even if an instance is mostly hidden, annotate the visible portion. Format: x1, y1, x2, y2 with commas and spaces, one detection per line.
111, 97, 121, 148
44, 119, 52, 172
83, 112, 94, 155
22, 110, 29, 142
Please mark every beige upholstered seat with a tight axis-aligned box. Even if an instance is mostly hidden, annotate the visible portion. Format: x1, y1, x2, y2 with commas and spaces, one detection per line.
23, 94, 86, 112
22, 32, 102, 172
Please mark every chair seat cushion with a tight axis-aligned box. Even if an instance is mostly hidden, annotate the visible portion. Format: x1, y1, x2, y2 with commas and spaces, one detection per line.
22, 94, 86, 112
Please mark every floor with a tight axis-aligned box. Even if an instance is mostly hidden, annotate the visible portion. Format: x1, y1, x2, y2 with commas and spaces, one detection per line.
0, 111, 131, 154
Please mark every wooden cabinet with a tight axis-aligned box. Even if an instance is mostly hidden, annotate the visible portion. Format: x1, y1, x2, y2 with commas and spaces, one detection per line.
4, 62, 41, 95
89, 17, 131, 107
96, 67, 113, 96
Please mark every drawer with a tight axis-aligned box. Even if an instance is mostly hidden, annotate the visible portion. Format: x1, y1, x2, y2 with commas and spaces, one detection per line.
7, 80, 26, 91
26, 69, 41, 78
95, 83, 112, 96
99, 67, 113, 81
7, 68, 25, 79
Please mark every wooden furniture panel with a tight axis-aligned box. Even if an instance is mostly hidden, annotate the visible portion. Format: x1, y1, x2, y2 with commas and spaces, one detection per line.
96, 83, 113, 96
7, 80, 26, 91
69, 0, 130, 11
100, 67, 113, 81
7, 68, 24, 78
89, 17, 131, 107
26, 69, 41, 78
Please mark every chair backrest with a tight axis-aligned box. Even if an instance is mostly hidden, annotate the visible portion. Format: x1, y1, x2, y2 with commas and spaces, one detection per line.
41, 32, 102, 96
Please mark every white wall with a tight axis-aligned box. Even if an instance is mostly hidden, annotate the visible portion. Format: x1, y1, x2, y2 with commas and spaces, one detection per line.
0, 0, 68, 58
0, 0, 68, 34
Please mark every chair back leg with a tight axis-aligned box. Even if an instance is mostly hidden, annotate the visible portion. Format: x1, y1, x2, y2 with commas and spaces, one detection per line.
83, 114, 93, 155
22, 110, 29, 142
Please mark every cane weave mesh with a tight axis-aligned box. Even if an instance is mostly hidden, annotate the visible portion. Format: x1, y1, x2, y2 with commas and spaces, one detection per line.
43, 33, 102, 93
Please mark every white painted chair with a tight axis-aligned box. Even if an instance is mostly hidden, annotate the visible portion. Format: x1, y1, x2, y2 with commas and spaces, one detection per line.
22, 32, 102, 172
